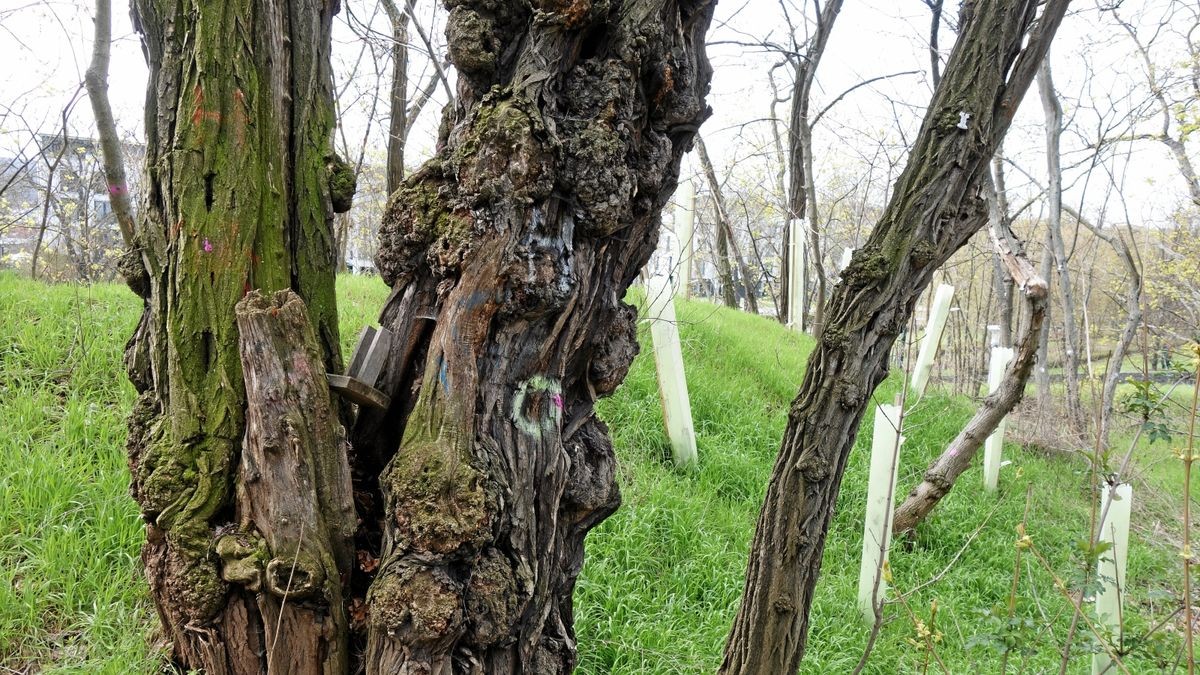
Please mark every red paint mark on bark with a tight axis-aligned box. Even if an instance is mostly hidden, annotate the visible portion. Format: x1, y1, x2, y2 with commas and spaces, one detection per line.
233, 89, 248, 146
191, 85, 204, 127
189, 84, 221, 145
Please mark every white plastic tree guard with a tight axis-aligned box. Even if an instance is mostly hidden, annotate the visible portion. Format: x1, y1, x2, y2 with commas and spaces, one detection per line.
982, 346, 1015, 491
646, 274, 698, 468
909, 284, 956, 398
675, 180, 695, 299
787, 217, 807, 333
858, 403, 905, 621
839, 246, 853, 273
1093, 482, 1133, 675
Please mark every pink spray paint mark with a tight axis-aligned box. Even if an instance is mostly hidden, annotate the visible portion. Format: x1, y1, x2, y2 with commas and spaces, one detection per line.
202, 238, 213, 253
552, 393, 563, 410
108, 184, 128, 196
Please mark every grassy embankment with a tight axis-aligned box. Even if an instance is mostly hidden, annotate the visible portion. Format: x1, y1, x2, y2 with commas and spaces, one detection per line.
0, 273, 1192, 673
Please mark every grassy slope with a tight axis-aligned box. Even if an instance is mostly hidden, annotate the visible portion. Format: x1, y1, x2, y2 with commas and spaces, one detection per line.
0, 273, 1187, 673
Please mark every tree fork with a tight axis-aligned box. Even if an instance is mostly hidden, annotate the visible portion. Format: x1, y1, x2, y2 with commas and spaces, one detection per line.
351, 0, 716, 672
720, 1, 1071, 672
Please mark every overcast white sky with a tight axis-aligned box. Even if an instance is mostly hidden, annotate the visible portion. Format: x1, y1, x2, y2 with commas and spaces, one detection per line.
0, 0, 1192, 230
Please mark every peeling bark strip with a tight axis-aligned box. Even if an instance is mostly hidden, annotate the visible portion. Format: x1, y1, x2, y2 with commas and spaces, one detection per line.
720, 1, 1071, 672
125, 0, 346, 671
230, 290, 357, 672
352, 0, 716, 671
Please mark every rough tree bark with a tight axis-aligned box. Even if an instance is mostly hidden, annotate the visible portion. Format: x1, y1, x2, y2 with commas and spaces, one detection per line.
891, 229, 1048, 535
720, 1, 1070, 672
230, 291, 357, 672
348, 0, 715, 672
122, 1, 353, 670
696, 136, 759, 314
1037, 57, 1084, 428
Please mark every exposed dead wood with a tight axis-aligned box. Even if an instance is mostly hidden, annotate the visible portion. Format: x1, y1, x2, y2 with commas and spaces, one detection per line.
891, 231, 1047, 536
226, 290, 357, 673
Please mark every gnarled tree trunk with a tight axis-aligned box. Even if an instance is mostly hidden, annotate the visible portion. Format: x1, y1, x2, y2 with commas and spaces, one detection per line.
349, 0, 716, 671
123, 1, 351, 671
720, 1, 1070, 672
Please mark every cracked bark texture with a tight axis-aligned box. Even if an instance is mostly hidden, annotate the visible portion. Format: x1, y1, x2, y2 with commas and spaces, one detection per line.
720, 1, 1071, 672
350, 0, 715, 672
124, 0, 347, 671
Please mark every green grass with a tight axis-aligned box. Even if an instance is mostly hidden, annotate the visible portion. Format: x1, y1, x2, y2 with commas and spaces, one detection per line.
0, 273, 1190, 673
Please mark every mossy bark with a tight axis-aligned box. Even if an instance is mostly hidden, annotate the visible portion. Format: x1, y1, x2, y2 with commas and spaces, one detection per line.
351, 0, 715, 671
125, 1, 347, 671
720, 1, 1071, 672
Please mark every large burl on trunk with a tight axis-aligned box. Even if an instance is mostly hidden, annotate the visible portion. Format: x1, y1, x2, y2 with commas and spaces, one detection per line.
351, 0, 715, 672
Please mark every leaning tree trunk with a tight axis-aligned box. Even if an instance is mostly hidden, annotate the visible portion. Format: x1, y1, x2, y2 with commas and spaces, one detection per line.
349, 1, 715, 671
720, 1, 1070, 672
717, 214, 739, 308
123, 1, 354, 671
83, 0, 134, 251
891, 229, 1048, 535
1067, 206, 1142, 451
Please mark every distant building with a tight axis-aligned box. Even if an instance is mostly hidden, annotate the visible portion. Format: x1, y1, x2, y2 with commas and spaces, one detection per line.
0, 134, 142, 279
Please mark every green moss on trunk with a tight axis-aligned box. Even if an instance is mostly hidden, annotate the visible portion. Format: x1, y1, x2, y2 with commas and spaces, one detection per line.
126, 0, 344, 669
